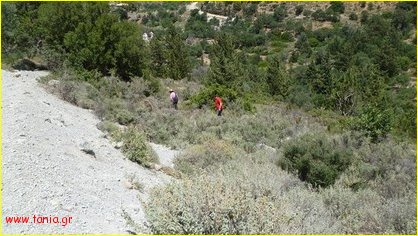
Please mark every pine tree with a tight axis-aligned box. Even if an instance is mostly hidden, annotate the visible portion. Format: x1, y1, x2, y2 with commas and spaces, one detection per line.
266, 55, 290, 99
164, 25, 191, 80
149, 37, 167, 78
208, 33, 237, 85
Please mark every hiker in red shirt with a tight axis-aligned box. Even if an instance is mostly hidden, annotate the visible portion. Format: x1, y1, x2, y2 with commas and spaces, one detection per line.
214, 96, 223, 116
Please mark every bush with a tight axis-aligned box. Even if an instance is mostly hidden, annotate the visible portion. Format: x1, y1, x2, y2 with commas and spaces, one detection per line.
145, 158, 341, 234
349, 13, 358, 21
328, 2, 345, 14
312, 9, 339, 22
174, 139, 244, 175
94, 98, 134, 125
117, 127, 159, 166
96, 120, 120, 135
324, 133, 416, 233
323, 186, 416, 234
350, 105, 392, 142
189, 84, 238, 109
278, 133, 352, 187
295, 5, 304, 16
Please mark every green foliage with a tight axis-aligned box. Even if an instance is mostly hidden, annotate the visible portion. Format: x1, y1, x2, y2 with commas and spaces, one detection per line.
185, 10, 215, 38
38, 2, 109, 48
243, 3, 257, 17
117, 127, 159, 166
189, 84, 237, 108
349, 13, 358, 21
2, 2, 41, 57
164, 25, 191, 80
279, 133, 352, 188
328, 2, 345, 14
351, 105, 392, 142
95, 98, 135, 125
111, 21, 148, 80
149, 37, 167, 78
273, 5, 287, 22
295, 32, 312, 56
2, 2, 18, 53
295, 5, 304, 16
360, 10, 369, 23
266, 55, 290, 99
207, 33, 240, 85
64, 13, 147, 80
326, 136, 416, 234
96, 120, 120, 135
312, 9, 339, 22
390, 87, 416, 140
3, 2, 147, 79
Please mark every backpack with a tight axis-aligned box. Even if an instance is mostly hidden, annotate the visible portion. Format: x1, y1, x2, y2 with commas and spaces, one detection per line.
172, 93, 178, 103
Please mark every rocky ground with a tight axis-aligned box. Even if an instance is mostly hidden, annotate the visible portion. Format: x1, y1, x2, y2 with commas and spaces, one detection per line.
2, 70, 177, 234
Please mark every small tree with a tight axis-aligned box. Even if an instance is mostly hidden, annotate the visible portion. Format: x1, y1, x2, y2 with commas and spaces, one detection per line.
273, 5, 287, 22
295, 5, 304, 16
266, 55, 290, 99
328, 2, 345, 14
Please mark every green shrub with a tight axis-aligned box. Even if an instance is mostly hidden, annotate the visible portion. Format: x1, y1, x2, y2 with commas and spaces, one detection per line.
118, 127, 159, 166
94, 98, 134, 125
349, 12, 358, 21
328, 2, 345, 14
115, 109, 135, 125
96, 120, 120, 135
279, 133, 352, 187
350, 105, 392, 142
295, 5, 304, 16
189, 84, 238, 109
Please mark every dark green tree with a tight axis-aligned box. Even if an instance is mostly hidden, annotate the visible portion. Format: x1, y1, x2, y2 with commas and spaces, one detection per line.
295, 32, 312, 56
111, 21, 148, 80
164, 25, 191, 80
295, 5, 304, 16
208, 33, 238, 85
328, 2, 345, 14
2, 3, 18, 52
149, 37, 167, 78
305, 50, 334, 108
266, 55, 291, 99
273, 5, 287, 22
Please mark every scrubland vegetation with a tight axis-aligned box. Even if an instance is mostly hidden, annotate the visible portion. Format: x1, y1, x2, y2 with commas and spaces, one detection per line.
2, 1, 416, 234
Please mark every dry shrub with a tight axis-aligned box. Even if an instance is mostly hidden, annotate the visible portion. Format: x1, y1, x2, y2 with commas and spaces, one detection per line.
322, 186, 416, 234
96, 120, 120, 135
173, 139, 245, 175
94, 98, 135, 125
327, 136, 416, 234
145, 158, 341, 234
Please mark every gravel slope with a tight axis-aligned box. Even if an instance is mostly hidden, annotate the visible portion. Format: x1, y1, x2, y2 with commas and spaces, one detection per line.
2, 70, 172, 234
148, 143, 179, 168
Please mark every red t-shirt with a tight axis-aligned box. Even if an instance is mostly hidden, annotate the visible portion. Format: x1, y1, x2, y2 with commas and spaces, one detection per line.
214, 96, 223, 110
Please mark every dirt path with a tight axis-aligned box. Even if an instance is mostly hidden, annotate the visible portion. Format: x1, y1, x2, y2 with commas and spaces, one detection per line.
2, 70, 172, 234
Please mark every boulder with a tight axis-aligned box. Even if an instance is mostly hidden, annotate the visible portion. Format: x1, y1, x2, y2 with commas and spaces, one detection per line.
12, 58, 48, 71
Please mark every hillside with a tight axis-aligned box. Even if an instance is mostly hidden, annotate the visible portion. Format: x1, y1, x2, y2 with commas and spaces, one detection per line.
1, 1, 417, 234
